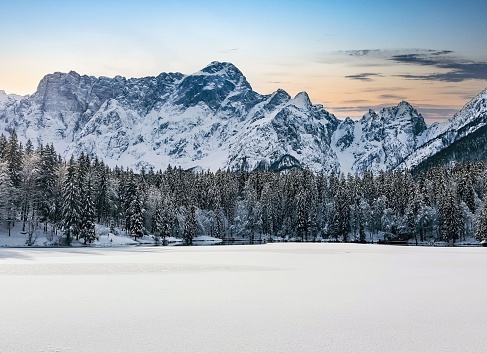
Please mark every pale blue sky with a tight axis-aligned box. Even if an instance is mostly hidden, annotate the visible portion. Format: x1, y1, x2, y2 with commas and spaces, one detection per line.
2, 0, 487, 121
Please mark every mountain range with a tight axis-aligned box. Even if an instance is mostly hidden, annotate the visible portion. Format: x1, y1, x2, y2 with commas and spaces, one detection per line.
1, 61, 486, 173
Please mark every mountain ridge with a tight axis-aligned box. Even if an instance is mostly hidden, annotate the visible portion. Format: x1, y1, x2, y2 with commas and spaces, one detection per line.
0, 61, 485, 173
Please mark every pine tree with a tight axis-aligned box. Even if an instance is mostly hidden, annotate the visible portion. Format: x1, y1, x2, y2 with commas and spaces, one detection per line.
25, 139, 34, 156
127, 190, 144, 240
214, 208, 225, 239
62, 157, 81, 245
35, 144, 59, 230
296, 191, 310, 241
476, 204, 487, 242
0, 134, 7, 160
438, 187, 461, 244
0, 162, 17, 236
151, 203, 163, 240
6, 130, 23, 188
94, 164, 110, 223
79, 178, 96, 244
161, 197, 175, 241
183, 205, 197, 245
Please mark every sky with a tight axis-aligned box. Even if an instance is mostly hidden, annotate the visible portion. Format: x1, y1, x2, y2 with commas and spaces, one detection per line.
1, 0, 487, 123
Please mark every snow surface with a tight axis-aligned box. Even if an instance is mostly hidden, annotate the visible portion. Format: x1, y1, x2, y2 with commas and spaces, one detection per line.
1, 243, 486, 353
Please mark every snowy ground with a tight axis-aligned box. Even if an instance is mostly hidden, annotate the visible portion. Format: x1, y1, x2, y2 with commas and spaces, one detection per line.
1, 243, 486, 353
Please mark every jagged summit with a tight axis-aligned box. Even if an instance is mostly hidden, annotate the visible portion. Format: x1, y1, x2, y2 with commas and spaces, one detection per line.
292, 92, 312, 109
201, 61, 242, 74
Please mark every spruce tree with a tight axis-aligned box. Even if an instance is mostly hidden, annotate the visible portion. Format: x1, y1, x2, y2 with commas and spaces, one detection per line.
0, 162, 17, 236
475, 204, 487, 242
80, 178, 96, 244
296, 191, 310, 241
161, 197, 175, 241
438, 187, 461, 244
128, 193, 144, 240
151, 203, 163, 240
62, 157, 81, 245
6, 130, 23, 188
35, 144, 59, 230
183, 205, 197, 245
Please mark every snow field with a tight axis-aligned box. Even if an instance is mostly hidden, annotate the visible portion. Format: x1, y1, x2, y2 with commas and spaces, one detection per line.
1, 243, 486, 353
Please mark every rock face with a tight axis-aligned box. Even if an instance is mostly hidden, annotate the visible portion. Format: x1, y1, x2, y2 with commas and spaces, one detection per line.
0, 62, 486, 173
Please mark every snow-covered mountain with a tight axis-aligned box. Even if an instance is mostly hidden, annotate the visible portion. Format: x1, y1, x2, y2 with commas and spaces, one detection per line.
331, 101, 427, 174
398, 87, 487, 171
0, 62, 486, 173
0, 62, 341, 172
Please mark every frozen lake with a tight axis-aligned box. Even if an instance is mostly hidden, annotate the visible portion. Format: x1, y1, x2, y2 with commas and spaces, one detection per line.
1, 244, 486, 353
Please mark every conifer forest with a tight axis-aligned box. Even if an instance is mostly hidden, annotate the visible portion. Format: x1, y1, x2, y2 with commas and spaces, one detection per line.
1, 130, 487, 246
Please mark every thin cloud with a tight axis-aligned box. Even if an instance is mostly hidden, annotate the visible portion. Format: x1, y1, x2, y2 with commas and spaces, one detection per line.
363, 87, 411, 92
345, 73, 383, 81
395, 64, 487, 82
344, 49, 382, 57
219, 48, 239, 53
390, 51, 487, 82
329, 49, 487, 83
342, 99, 369, 104
378, 94, 405, 100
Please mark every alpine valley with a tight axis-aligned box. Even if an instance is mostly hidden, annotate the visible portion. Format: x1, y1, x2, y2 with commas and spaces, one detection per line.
1, 61, 486, 174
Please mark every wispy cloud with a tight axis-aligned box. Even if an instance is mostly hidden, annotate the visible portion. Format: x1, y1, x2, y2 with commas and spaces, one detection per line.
378, 94, 405, 100
335, 49, 487, 83
219, 48, 239, 54
342, 99, 369, 104
390, 51, 487, 82
345, 72, 383, 81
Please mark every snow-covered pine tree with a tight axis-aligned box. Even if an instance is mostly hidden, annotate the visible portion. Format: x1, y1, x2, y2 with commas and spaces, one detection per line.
35, 144, 59, 231
93, 162, 110, 224
438, 187, 461, 245
457, 167, 476, 213
151, 203, 163, 240
214, 207, 225, 239
296, 190, 310, 241
163, 197, 176, 240
62, 157, 81, 245
80, 178, 96, 244
0, 162, 17, 236
475, 203, 487, 242
128, 193, 144, 240
0, 134, 7, 160
19, 148, 39, 232
123, 170, 138, 233
6, 130, 23, 188
183, 205, 197, 245
25, 139, 34, 156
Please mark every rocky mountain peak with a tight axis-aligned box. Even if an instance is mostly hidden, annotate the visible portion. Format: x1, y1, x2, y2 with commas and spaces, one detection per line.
292, 92, 312, 109
199, 61, 247, 85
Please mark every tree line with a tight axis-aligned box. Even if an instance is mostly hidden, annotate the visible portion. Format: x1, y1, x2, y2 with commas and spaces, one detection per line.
1, 130, 487, 245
